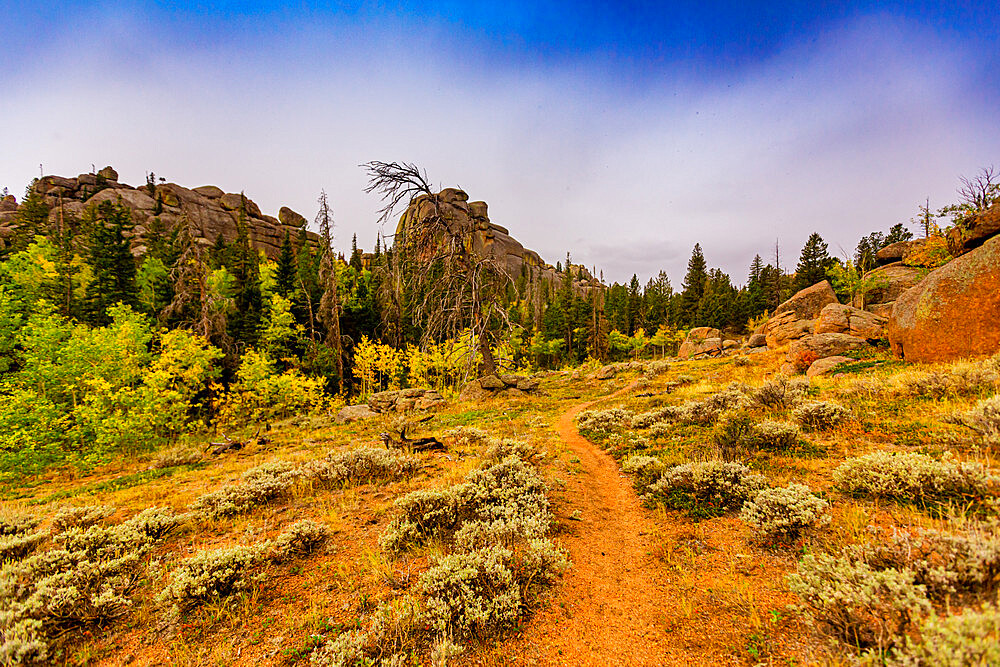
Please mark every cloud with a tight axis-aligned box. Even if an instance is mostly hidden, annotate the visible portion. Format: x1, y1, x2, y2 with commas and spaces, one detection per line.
1, 9, 997, 288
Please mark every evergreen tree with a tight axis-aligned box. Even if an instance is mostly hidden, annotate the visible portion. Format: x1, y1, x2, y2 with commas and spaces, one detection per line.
885, 223, 913, 245
626, 274, 641, 334
794, 232, 832, 292
275, 230, 297, 297
680, 243, 708, 326
745, 254, 767, 320
314, 190, 343, 390
228, 194, 263, 345
349, 233, 362, 271
13, 183, 50, 252
84, 200, 139, 324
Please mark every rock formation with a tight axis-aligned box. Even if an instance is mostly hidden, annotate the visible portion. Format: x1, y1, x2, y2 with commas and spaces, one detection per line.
459, 373, 541, 400
814, 303, 887, 341
397, 188, 601, 294
677, 327, 734, 358
1, 167, 320, 258
888, 233, 1000, 363
760, 281, 837, 348
946, 202, 1000, 256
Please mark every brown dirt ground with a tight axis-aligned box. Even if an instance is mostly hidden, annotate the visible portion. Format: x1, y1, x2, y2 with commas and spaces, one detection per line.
470, 382, 797, 667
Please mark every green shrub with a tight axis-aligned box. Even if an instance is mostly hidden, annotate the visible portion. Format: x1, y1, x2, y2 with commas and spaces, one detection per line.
848, 527, 1000, 602
0, 513, 39, 538
0, 533, 46, 562
646, 460, 766, 518
0, 507, 182, 664
158, 544, 267, 614
622, 455, 668, 492
380, 457, 550, 553
631, 406, 682, 429
751, 377, 810, 409
793, 401, 850, 430
903, 357, 1000, 398
788, 553, 931, 653
678, 383, 749, 425
713, 413, 755, 462
833, 451, 999, 508
577, 407, 633, 435
483, 438, 537, 464
421, 547, 519, 638
745, 420, 801, 452
150, 445, 203, 470
446, 426, 490, 448
945, 395, 1000, 446
741, 484, 830, 541
49, 505, 115, 533
271, 520, 330, 562
885, 604, 1000, 667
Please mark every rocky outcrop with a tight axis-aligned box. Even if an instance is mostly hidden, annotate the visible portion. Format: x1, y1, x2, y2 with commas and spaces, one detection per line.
335, 404, 378, 424
786, 333, 866, 371
814, 303, 887, 341
3, 166, 319, 259
806, 355, 854, 378
946, 203, 1000, 256
678, 327, 722, 358
853, 264, 925, 312
763, 311, 815, 348
888, 234, 1000, 363
774, 281, 838, 320
459, 374, 540, 401
397, 188, 600, 294
875, 240, 923, 266
368, 388, 446, 413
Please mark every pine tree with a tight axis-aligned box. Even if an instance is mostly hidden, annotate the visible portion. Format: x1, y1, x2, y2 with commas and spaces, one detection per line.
275, 230, 297, 297
84, 199, 139, 324
680, 243, 708, 326
13, 183, 50, 251
229, 194, 263, 345
794, 232, 832, 292
349, 233, 362, 271
626, 274, 641, 334
745, 254, 767, 320
314, 190, 343, 390
885, 223, 913, 245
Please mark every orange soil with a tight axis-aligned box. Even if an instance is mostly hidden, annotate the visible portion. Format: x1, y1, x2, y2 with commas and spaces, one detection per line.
474, 382, 796, 666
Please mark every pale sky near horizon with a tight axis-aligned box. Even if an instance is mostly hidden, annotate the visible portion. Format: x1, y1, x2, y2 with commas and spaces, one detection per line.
2, 2, 998, 286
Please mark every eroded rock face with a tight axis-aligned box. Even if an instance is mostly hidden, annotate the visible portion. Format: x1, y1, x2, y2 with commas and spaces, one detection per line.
814, 303, 887, 341
367, 388, 445, 413
774, 281, 838, 320
678, 327, 722, 358
13, 169, 319, 259
946, 203, 1000, 256
336, 404, 378, 424
853, 264, 925, 310
763, 311, 814, 348
786, 333, 867, 370
875, 240, 923, 266
459, 373, 541, 400
398, 188, 599, 294
888, 234, 1000, 363
806, 355, 854, 378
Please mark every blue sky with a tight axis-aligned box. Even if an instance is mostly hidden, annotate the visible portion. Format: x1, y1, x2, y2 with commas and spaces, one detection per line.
2, 1, 998, 283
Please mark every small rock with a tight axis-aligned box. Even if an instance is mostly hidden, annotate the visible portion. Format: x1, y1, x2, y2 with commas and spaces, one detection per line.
806, 355, 855, 378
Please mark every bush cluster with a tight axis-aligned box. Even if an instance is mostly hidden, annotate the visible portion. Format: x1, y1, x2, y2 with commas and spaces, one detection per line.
751, 377, 811, 409
885, 604, 1000, 667
150, 445, 203, 470
788, 553, 931, 653
622, 455, 668, 492
192, 447, 419, 518
833, 451, 1000, 508
644, 460, 766, 518
49, 505, 115, 533
902, 356, 1000, 398
945, 394, 1000, 446
270, 520, 330, 562
0, 507, 183, 664
576, 407, 633, 436
446, 426, 490, 448
631, 406, 683, 429
793, 401, 850, 430
314, 443, 568, 664
741, 484, 829, 541
847, 527, 1000, 602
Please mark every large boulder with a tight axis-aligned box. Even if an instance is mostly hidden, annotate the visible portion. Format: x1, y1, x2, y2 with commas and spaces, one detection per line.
888, 234, 1000, 363
774, 281, 838, 320
787, 333, 867, 371
814, 303, 887, 341
853, 264, 925, 309
763, 310, 814, 348
806, 355, 855, 378
97, 166, 118, 181
336, 404, 378, 424
678, 327, 722, 358
875, 240, 923, 266
946, 203, 1000, 256
368, 388, 445, 413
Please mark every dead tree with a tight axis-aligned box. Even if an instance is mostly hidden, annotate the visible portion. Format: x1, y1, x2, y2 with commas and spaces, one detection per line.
362, 161, 512, 377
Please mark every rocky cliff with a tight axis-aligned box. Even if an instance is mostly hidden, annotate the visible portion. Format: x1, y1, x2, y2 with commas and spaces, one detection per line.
0, 166, 319, 258
397, 187, 602, 293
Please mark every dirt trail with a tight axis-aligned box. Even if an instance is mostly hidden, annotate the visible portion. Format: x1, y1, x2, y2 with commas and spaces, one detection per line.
479, 382, 775, 666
